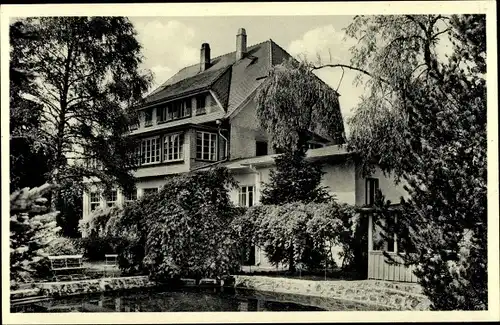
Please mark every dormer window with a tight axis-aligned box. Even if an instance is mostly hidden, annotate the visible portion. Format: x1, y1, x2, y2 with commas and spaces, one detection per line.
157, 99, 191, 123
144, 108, 153, 127
196, 95, 206, 115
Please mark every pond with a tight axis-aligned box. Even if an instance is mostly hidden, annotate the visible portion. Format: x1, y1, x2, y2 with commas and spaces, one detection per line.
11, 287, 389, 312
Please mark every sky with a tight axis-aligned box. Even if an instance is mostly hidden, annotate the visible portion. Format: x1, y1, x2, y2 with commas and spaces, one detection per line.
129, 16, 363, 130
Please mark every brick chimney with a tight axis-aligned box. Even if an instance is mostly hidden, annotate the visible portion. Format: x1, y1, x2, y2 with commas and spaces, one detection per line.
236, 28, 247, 60
200, 43, 211, 72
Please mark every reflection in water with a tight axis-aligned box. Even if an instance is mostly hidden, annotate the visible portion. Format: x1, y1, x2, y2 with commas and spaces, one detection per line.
12, 286, 382, 313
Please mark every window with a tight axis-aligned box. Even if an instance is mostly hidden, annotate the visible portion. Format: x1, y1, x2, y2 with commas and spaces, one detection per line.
163, 133, 184, 162
143, 188, 158, 197
88, 157, 103, 170
124, 189, 137, 202
196, 95, 206, 115
256, 141, 268, 157
157, 99, 191, 123
196, 131, 217, 161
144, 108, 153, 127
372, 214, 396, 252
365, 178, 380, 206
106, 190, 117, 207
141, 136, 161, 164
239, 186, 255, 207
90, 192, 100, 212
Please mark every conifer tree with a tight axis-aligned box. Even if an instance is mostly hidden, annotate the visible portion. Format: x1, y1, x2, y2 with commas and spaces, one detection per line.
10, 184, 60, 287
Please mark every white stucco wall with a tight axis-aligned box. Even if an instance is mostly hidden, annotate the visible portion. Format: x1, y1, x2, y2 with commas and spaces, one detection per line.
354, 165, 409, 206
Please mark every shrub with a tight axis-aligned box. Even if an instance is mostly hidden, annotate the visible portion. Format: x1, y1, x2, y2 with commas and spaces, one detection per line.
78, 205, 130, 261
10, 184, 60, 287
142, 168, 243, 281
234, 201, 364, 274
113, 167, 245, 280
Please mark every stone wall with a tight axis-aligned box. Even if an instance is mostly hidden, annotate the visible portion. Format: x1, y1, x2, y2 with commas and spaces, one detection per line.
233, 275, 431, 311
36, 276, 154, 298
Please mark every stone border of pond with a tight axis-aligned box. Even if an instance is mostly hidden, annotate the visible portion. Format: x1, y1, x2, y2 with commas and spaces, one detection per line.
232, 275, 431, 311
10, 275, 430, 311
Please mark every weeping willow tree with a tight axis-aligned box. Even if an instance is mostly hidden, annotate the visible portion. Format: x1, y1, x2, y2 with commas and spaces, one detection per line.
255, 58, 345, 271
329, 15, 486, 310
255, 58, 344, 206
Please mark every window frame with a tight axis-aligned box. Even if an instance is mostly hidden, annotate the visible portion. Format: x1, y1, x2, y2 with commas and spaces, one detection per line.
365, 178, 380, 206
239, 186, 255, 207
371, 214, 397, 253
163, 133, 184, 162
144, 108, 153, 127
142, 187, 158, 197
157, 99, 192, 123
140, 136, 161, 165
106, 189, 118, 207
124, 189, 137, 202
90, 191, 101, 212
195, 95, 207, 115
196, 131, 218, 161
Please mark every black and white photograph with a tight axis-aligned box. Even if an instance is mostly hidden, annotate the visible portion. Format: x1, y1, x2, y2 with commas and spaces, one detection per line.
2, 1, 498, 323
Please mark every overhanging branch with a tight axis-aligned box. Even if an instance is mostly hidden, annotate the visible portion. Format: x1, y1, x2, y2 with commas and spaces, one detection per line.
310, 63, 389, 85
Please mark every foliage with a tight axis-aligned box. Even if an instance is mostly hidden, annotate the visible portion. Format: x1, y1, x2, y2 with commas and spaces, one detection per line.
108, 167, 243, 280
256, 58, 344, 151
9, 17, 153, 199
233, 201, 364, 274
78, 205, 129, 261
142, 167, 243, 280
260, 148, 333, 205
33, 236, 84, 279
10, 184, 61, 286
342, 14, 487, 310
10, 21, 52, 191
53, 178, 83, 237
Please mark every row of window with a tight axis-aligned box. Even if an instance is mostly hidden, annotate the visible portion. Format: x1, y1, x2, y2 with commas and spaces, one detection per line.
89, 188, 159, 212
136, 131, 219, 165
141, 95, 208, 128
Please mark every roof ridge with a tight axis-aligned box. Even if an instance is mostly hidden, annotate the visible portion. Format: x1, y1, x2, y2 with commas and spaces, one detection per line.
149, 39, 272, 96
171, 39, 272, 72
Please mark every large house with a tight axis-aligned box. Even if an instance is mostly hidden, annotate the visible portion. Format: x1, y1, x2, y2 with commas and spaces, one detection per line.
82, 28, 416, 282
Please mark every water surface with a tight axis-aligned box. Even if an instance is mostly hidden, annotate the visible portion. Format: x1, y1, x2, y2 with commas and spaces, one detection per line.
12, 287, 388, 312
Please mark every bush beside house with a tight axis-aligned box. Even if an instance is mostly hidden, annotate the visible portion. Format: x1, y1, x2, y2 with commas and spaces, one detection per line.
233, 201, 367, 277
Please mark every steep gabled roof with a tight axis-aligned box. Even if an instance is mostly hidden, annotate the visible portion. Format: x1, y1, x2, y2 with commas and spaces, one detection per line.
140, 40, 292, 113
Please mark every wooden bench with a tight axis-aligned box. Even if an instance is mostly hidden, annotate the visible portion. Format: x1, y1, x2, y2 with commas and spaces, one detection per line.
105, 254, 118, 266
102, 254, 118, 277
48, 255, 87, 281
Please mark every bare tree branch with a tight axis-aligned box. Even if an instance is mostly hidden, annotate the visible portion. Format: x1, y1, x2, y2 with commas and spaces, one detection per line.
310, 63, 389, 85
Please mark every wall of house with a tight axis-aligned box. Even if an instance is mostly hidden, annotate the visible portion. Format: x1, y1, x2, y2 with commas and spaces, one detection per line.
354, 165, 409, 206
228, 160, 358, 268
229, 97, 270, 160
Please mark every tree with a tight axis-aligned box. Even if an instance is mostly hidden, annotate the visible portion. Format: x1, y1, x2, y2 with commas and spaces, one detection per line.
10, 184, 60, 287
10, 17, 153, 206
255, 58, 345, 271
256, 59, 341, 205
329, 15, 487, 310
256, 58, 345, 152
260, 149, 331, 205
10, 21, 52, 191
